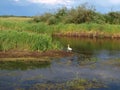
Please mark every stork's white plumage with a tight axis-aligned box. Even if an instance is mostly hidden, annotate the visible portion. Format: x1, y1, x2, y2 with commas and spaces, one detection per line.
67, 44, 72, 52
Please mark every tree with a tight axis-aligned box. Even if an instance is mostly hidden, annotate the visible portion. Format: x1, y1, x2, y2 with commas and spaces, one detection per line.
105, 11, 120, 24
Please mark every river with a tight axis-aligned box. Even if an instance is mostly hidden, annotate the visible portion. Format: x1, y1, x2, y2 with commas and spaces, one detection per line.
0, 37, 120, 90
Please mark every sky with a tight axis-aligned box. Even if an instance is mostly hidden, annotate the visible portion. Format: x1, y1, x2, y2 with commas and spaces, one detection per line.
0, 0, 120, 16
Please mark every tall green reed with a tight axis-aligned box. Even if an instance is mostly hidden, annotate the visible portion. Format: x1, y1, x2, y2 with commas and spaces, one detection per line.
0, 30, 62, 51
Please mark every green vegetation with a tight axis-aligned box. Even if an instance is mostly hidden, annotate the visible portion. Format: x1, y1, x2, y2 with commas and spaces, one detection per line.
20, 78, 105, 90
0, 30, 61, 51
0, 17, 120, 37
32, 4, 120, 38
0, 4, 120, 52
0, 17, 120, 52
0, 61, 50, 70
55, 37, 120, 51
33, 4, 120, 25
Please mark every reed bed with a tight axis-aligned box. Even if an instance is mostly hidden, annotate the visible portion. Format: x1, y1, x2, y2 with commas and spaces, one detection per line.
53, 23, 120, 38
0, 30, 61, 51
0, 17, 120, 49
0, 18, 55, 34
0, 17, 120, 37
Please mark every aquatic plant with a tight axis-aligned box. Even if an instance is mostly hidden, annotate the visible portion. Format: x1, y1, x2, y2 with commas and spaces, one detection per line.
19, 78, 105, 90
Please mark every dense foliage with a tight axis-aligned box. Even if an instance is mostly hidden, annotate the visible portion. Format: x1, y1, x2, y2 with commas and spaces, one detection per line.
0, 4, 120, 52
33, 4, 120, 25
0, 30, 61, 51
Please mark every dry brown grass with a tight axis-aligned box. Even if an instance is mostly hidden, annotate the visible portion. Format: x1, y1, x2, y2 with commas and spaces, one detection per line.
0, 50, 73, 61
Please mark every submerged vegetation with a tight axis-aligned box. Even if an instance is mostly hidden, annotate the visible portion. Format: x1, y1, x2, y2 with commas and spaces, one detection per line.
18, 78, 105, 90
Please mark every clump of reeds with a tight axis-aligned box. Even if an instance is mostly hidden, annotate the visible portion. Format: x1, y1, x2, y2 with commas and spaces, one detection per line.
0, 30, 62, 51
53, 23, 120, 38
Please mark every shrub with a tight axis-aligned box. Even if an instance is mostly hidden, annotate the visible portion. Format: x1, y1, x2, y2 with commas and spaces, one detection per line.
47, 16, 57, 25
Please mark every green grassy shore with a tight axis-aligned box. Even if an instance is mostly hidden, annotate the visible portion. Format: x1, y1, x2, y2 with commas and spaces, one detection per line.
0, 17, 120, 59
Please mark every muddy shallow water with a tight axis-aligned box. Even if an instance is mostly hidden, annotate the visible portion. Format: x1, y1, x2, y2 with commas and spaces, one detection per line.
0, 38, 120, 90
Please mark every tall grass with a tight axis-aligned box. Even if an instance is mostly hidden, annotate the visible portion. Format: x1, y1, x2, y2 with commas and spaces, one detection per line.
0, 17, 120, 41
0, 30, 62, 51
53, 23, 120, 38
0, 17, 120, 34
0, 17, 120, 52
53, 23, 120, 33
0, 17, 56, 34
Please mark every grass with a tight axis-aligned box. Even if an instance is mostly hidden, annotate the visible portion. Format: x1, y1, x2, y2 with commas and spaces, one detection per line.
0, 17, 120, 52
0, 30, 62, 51
0, 17, 55, 34
53, 23, 120, 38
0, 17, 120, 34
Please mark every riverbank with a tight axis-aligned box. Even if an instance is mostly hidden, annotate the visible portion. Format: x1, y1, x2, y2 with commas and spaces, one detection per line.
0, 17, 120, 59
1, 17, 120, 38
0, 50, 73, 61
53, 31, 120, 39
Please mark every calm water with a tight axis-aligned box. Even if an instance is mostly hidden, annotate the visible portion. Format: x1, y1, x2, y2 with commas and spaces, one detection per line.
0, 37, 120, 90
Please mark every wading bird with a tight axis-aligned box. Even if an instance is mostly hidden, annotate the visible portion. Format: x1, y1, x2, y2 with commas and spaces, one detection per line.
67, 44, 72, 52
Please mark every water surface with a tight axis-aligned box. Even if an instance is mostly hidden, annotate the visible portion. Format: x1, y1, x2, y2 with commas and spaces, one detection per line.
0, 37, 120, 90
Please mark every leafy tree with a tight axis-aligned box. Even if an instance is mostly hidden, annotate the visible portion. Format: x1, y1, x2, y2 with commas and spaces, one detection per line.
55, 7, 68, 18
33, 13, 53, 22
47, 16, 57, 25
105, 12, 120, 24
92, 12, 106, 24
33, 4, 120, 25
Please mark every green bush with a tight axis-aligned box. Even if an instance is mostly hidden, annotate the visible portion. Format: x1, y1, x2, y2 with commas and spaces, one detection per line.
32, 4, 120, 25
47, 16, 57, 25
33, 13, 53, 23
105, 12, 120, 24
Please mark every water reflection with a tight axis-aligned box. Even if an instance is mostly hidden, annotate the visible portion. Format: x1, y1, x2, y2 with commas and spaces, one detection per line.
0, 61, 50, 70
0, 37, 120, 90
54, 37, 120, 60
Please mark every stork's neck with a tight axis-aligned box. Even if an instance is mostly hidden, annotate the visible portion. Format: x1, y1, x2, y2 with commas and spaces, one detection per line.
68, 44, 70, 48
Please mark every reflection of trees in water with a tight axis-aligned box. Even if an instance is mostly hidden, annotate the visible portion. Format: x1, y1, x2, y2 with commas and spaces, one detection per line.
0, 61, 51, 70
54, 37, 120, 62
54, 37, 120, 51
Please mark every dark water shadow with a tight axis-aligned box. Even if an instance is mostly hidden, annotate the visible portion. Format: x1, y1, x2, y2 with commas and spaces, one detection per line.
54, 37, 120, 59
0, 61, 51, 70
